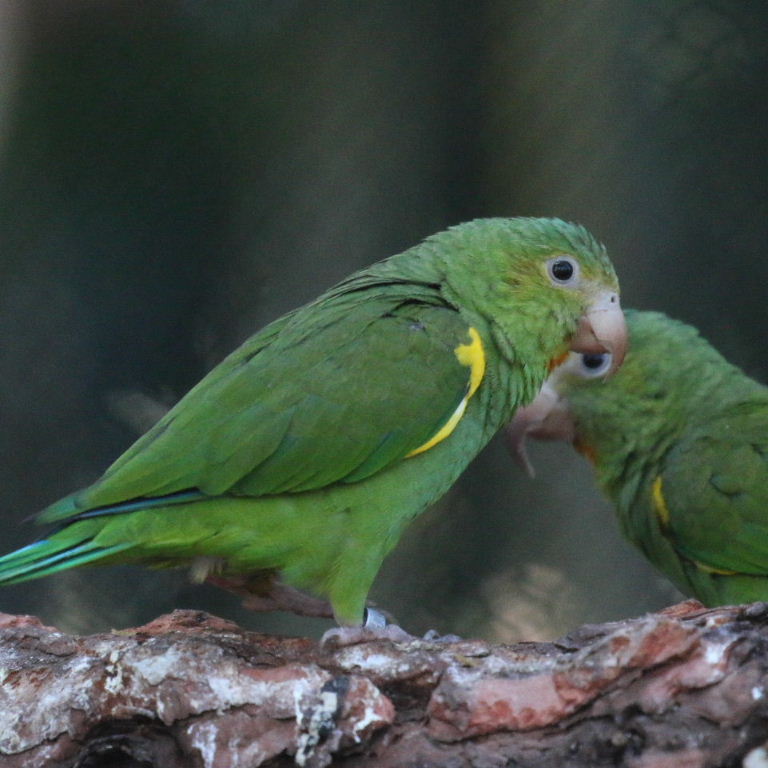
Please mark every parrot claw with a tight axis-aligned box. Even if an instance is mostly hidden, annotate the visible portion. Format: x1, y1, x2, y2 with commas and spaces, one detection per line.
321, 607, 417, 648
320, 623, 417, 648
505, 380, 566, 478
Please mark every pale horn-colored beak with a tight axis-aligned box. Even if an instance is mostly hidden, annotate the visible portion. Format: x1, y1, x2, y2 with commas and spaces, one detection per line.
569, 290, 627, 375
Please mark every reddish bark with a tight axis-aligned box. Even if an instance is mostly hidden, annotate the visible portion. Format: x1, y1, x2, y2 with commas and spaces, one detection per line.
2, 601, 768, 766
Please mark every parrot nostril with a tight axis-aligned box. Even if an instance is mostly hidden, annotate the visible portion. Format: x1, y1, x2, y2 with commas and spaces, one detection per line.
610, 294, 617, 303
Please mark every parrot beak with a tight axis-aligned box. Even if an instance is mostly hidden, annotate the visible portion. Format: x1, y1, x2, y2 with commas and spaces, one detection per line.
505, 382, 575, 479
569, 290, 627, 376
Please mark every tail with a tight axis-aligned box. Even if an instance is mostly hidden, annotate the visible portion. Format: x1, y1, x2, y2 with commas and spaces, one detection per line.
0, 489, 206, 584
0, 535, 131, 585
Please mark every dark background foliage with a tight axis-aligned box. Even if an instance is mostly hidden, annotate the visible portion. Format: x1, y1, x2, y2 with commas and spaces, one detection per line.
0, 1, 765, 638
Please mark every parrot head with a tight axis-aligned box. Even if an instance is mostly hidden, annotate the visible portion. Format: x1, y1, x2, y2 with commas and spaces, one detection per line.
505, 309, 714, 478
505, 347, 615, 478
428, 217, 628, 390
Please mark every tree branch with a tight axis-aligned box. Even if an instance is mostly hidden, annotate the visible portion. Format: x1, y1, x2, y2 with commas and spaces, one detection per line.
2, 601, 768, 766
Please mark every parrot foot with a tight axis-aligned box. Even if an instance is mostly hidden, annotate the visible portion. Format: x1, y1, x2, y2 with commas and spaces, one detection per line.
320, 608, 416, 648
205, 573, 335, 619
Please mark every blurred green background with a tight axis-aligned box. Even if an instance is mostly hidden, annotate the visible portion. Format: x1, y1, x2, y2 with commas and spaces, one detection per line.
0, 1, 765, 640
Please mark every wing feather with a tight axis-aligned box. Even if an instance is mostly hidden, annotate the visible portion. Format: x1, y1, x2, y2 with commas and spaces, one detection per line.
660, 399, 768, 574
41, 282, 483, 522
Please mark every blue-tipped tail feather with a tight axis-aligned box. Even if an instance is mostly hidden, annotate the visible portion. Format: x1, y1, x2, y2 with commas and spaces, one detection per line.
1, 490, 206, 584
0, 538, 131, 584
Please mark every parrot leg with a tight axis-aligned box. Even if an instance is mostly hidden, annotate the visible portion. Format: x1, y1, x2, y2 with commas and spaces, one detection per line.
362, 607, 388, 628
205, 572, 335, 619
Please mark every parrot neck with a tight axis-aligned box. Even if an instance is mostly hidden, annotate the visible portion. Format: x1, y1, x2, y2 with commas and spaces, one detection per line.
582, 401, 679, 512
449, 285, 579, 416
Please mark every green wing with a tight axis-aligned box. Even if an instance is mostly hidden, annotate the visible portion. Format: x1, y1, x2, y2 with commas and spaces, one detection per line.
656, 399, 768, 575
42, 282, 482, 522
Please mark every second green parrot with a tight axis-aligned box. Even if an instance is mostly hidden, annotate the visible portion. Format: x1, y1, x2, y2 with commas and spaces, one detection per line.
509, 309, 768, 606
0, 217, 625, 625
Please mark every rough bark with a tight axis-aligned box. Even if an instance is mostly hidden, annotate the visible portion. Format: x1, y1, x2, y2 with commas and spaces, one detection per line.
2, 601, 768, 767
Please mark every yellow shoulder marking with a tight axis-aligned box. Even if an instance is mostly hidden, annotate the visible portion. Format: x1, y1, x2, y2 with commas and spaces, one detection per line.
651, 476, 671, 531
455, 327, 485, 399
406, 398, 469, 457
407, 327, 486, 458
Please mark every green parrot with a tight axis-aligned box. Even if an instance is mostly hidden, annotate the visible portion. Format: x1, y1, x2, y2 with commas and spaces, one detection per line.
508, 308, 768, 606
0, 218, 626, 626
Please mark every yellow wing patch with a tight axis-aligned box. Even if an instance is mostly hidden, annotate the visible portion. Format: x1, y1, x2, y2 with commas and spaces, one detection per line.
455, 327, 485, 399
406, 398, 470, 457
651, 476, 671, 531
407, 327, 486, 458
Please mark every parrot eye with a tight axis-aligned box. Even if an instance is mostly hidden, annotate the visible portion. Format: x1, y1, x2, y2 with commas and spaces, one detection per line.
547, 256, 580, 286
579, 352, 613, 378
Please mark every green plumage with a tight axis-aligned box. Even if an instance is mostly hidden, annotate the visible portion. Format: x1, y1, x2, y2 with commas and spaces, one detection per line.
0, 217, 620, 624
524, 310, 768, 605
